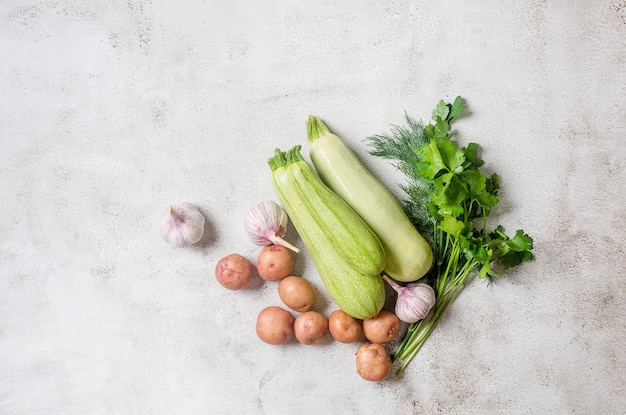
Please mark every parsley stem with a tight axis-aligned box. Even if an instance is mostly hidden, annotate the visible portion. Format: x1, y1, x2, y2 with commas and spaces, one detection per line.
393, 256, 478, 375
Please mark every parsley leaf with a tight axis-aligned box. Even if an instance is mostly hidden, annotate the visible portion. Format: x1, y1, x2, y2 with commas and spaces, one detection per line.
438, 214, 466, 238
432, 99, 450, 121
449, 96, 465, 119
463, 142, 484, 168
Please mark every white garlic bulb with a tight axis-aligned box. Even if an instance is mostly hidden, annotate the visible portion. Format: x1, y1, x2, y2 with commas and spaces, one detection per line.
243, 200, 300, 253
383, 275, 436, 323
160, 202, 205, 247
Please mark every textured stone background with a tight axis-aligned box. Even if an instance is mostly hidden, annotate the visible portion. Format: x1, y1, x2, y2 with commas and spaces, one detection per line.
1, 1, 625, 414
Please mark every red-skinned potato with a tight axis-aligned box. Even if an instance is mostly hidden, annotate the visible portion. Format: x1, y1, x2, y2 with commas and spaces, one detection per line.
215, 253, 254, 290
256, 306, 294, 345
328, 309, 362, 343
256, 245, 294, 281
278, 276, 316, 312
294, 311, 329, 345
363, 309, 401, 344
356, 343, 392, 382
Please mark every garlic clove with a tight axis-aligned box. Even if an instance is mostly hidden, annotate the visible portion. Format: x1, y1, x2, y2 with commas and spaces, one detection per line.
383, 275, 435, 324
161, 202, 205, 247
243, 200, 300, 253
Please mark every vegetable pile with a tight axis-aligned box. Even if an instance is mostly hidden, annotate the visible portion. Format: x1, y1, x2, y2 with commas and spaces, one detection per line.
203, 96, 534, 382
214, 198, 402, 382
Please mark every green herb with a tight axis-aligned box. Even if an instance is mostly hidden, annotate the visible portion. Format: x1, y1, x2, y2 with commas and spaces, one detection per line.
367, 96, 534, 375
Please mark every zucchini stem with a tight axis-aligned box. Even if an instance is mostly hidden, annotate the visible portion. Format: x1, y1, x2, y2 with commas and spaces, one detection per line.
268, 148, 287, 171
306, 115, 331, 143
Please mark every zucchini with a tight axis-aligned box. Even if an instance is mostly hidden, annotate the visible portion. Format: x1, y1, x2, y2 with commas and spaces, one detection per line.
286, 146, 385, 276
306, 116, 434, 282
268, 147, 385, 320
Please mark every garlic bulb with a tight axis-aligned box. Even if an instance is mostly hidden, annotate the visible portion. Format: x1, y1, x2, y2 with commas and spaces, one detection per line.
160, 202, 205, 247
243, 200, 300, 253
383, 275, 435, 323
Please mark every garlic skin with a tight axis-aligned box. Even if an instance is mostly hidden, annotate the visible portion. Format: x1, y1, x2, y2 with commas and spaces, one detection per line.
161, 202, 205, 247
243, 200, 300, 253
383, 275, 436, 324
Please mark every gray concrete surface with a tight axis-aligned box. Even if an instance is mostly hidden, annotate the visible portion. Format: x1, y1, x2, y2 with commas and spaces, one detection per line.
1, 1, 625, 414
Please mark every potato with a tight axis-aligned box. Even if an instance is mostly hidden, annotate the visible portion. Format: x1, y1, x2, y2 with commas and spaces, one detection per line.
294, 311, 329, 345
362, 309, 401, 344
356, 343, 392, 382
278, 276, 316, 312
256, 306, 294, 345
214, 253, 254, 290
256, 245, 294, 281
328, 309, 362, 343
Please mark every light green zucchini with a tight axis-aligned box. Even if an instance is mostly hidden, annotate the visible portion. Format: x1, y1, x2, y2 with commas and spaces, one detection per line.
286, 145, 385, 276
268, 147, 385, 320
306, 116, 434, 282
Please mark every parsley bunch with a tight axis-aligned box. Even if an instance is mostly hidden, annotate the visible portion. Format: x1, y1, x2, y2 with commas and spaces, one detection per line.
367, 97, 534, 375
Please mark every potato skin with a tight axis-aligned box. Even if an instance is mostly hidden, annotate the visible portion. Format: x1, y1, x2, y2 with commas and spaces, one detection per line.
256, 306, 294, 345
362, 309, 401, 344
328, 309, 362, 343
215, 253, 254, 290
278, 276, 316, 312
256, 245, 294, 281
294, 311, 329, 345
355, 343, 392, 382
